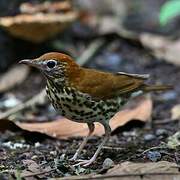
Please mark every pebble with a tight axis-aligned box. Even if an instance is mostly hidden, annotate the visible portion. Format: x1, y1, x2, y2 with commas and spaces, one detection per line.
0, 96, 21, 109
146, 151, 161, 162
156, 129, 168, 136
144, 134, 156, 141
160, 91, 177, 101
102, 158, 114, 169
34, 142, 41, 147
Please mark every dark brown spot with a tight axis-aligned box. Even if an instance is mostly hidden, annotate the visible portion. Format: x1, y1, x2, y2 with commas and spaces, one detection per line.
65, 88, 70, 94
65, 97, 71, 102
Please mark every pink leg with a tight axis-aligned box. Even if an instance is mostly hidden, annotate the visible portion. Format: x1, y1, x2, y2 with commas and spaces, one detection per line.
70, 123, 95, 161
74, 122, 111, 167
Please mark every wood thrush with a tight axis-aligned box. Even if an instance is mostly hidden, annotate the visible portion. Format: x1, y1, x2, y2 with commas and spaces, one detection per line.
19, 52, 172, 166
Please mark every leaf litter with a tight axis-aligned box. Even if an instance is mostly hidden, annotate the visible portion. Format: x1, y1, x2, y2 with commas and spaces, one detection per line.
59, 161, 180, 180
0, 2, 180, 178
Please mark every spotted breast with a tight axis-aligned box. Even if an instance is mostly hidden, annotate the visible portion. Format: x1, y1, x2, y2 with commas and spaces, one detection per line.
46, 79, 128, 123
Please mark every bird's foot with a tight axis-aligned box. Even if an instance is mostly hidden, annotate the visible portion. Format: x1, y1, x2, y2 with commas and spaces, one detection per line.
69, 153, 78, 161
73, 158, 95, 167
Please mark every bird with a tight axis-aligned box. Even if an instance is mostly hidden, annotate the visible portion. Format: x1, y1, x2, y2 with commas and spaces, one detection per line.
19, 52, 172, 166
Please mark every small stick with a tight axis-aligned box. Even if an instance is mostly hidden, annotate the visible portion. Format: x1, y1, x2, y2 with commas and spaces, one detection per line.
76, 38, 106, 65
0, 89, 46, 119
154, 119, 176, 125
102, 146, 123, 151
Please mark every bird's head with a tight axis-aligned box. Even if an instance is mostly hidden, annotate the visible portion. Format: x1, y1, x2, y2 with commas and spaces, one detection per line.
19, 52, 81, 82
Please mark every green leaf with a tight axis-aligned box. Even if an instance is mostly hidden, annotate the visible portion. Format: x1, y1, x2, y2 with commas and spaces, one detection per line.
159, 0, 180, 26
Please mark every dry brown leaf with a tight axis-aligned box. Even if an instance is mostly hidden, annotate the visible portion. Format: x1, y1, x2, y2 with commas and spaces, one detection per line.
0, 12, 78, 43
171, 104, 180, 120
140, 33, 180, 66
60, 161, 180, 180
17, 97, 152, 139
0, 65, 29, 92
118, 29, 180, 67
23, 159, 41, 172
107, 161, 178, 175
20, 159, 52, 178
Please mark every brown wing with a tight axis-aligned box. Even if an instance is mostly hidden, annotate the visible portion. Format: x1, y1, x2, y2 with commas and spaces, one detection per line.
69, 68, 149, 100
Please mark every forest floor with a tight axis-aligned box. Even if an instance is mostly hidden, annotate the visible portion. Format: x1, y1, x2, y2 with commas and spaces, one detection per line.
0, 0, 180, 179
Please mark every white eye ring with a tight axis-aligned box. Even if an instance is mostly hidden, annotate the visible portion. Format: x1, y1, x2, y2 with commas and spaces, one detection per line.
46, 60, 57, 69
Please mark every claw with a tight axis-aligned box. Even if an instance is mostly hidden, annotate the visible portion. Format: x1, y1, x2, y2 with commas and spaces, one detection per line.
73, 159, 95, 167
69, 157, 75, 161
69, 151, 80, 161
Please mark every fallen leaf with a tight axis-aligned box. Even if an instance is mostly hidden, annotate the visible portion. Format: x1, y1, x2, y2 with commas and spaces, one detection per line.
0, 11, 78, 43
23, 159, 41, 172
20, 159, 52, 178
0, 119, 53, 142
139, 33, 180, 66
17, 97, 152, 139
59, 161, 180, 180
0, 65, 29, 92
171, 104, 180, 120
120, 27, 180, 67
107, 161, 178, 175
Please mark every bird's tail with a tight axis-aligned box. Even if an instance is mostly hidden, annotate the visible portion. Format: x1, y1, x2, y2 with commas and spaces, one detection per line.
143, 84, 173, 92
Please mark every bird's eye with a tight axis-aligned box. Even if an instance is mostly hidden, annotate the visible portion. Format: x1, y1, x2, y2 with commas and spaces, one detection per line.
47, 60, 56, 69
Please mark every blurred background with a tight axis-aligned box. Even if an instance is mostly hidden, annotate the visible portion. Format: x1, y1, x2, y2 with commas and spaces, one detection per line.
0, 0, 180, 178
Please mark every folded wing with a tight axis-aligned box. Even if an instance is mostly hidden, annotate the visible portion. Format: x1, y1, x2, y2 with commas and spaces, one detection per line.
70, 68, 149, 100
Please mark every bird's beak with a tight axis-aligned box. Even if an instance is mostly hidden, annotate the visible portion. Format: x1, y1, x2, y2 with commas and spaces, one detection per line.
19, 59, 38, 68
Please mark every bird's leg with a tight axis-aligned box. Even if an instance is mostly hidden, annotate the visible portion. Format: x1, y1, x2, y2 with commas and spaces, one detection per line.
74, 122, 111, 167
70, 123, 95, 161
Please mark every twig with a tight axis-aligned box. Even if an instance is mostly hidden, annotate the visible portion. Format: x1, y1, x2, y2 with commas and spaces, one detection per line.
102, 146, 123, 151
0, 89, 46, 119
116, 26, 139, 41
76, 38, 106, 65
154, 119, 177, 125
141, 143, 168, 155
